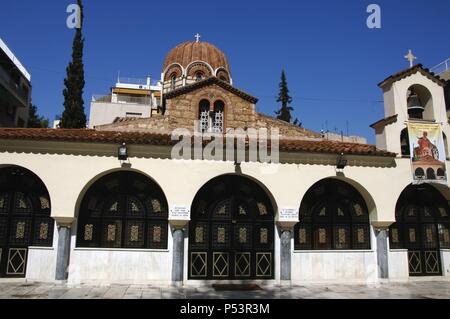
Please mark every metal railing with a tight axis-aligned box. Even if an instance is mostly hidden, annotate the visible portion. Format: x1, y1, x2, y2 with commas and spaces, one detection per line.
0, 65, 29, 104
91, 94, 112, 102
430, 58, 450, 75
92, 94, 156, 106
118, 77, 148, 85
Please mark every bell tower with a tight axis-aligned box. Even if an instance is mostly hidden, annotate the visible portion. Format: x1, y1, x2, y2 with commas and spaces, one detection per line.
371, 53, 449, 157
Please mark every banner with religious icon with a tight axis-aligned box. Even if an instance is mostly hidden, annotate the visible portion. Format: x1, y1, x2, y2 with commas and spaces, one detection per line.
407, 122, 447, 185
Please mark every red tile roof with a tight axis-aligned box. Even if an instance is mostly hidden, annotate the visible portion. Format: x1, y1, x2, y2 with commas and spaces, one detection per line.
370, 114, 398, 129
0, 128, 396, 157
164, 76, 258, 103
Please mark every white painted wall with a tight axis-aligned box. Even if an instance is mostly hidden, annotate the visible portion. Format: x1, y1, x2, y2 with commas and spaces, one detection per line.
441, 249, 450, 277
0, 151, 418, 223
387, 250, 409, 281
26, 222, 58, 282
2, 144, 448, 284
89, 102, 151, 128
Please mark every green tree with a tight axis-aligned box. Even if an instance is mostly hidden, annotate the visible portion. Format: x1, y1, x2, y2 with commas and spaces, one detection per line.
60, 0, 87, 128
28, 104, 49, 128
293, 118, 302, 128
275, 70, 294, 123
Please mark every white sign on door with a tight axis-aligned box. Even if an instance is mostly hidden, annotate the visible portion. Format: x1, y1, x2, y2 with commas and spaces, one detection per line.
279, 208, 299, 221
169, 205, 191, 220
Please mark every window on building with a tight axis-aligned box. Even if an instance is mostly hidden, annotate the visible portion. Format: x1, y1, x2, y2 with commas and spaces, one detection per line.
198, 99, 210, 132
125, 112, 142, 118
17, 117, 25, 128
212, 101, 225, 133
294, 179, 371, 250
443, 133, 449, 159
171, 75, 177, 90
195, 72, 204, 82
400, 128, 410, 156
76, 171, 169, 250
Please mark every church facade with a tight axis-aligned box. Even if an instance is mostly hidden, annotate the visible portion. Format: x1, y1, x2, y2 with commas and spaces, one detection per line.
0, 40, 449, 286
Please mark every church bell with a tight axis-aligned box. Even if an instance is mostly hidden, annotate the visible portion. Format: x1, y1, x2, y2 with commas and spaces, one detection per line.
407, 90, 424, 118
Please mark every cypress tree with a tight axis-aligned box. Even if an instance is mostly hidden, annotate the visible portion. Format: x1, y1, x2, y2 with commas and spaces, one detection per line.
60, 0, 87, 128
275, 70, 294, 123
28, 104, 49, 128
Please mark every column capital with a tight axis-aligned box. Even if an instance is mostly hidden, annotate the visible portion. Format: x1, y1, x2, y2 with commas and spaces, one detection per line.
54, 217, 76, 228
276, 221, 297, 230
371, 221, 394, 231
169, 220, 189, 229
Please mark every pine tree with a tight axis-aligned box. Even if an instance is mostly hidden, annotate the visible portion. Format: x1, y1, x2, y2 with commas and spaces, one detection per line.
60, 0, 87, 128
28, 104, 49, 128
275, 70, 294, 123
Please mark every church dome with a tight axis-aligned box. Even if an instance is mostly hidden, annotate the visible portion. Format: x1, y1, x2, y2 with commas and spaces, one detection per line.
163, 41, 230, 74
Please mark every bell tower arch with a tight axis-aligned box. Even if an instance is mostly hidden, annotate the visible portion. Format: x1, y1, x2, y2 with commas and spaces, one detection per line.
372, 63, 449, 156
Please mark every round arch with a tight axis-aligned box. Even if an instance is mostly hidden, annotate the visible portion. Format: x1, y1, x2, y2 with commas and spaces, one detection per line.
407, 84, 434, 121
75, 169, 169, 250
188, 173, 276, 280
0, 165, 54, 277
299, 176, 378, 222
295, 177, 373, 251
185, 60, 214, 77
163, 63, 184, 80
389, 183, 450, 276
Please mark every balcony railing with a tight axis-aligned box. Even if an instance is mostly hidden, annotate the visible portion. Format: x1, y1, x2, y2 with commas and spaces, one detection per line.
118, 77, 149, 86
0, 65, 29, 104
431, 58, 450, 76
92, 94, 159, 106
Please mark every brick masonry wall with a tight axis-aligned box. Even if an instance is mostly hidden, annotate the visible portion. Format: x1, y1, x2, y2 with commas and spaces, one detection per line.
166, 84, 257, 130
96, 85, 367, 144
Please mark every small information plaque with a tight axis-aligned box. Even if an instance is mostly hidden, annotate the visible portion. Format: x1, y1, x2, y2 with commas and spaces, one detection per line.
279, 208, 299, 221
169, 205, 191, 219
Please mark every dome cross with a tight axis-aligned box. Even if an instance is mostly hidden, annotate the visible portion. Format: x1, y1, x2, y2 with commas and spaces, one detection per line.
195, 33, 201, 43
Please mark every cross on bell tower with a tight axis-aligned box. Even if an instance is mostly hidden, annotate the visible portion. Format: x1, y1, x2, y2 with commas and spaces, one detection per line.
195, 33, 201, 43
404, 49, 417, 68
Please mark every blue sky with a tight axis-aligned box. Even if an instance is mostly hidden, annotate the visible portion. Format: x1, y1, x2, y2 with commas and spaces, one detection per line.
1, 0, 449, 143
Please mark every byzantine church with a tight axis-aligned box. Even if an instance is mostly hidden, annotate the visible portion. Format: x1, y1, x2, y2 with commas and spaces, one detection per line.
0, 37, 449, 285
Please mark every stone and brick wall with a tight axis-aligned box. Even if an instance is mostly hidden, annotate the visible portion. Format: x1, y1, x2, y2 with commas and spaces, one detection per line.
96, 85, 367, 144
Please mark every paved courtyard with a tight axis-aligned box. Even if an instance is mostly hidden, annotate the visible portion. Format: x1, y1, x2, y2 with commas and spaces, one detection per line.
0, 279, 449, 299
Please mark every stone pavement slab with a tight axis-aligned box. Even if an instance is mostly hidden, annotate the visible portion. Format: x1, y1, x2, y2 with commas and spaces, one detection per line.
0, 280, 449, 299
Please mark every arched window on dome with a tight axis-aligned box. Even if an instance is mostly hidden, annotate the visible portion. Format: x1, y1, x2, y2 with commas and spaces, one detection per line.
198, 99, 210, 133
171, 75, 177, 90
212, 101, 225, 133
195, 72, 204, 82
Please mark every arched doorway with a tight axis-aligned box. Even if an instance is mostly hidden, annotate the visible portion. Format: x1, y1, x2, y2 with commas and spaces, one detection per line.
76, 171, 169, 250
390, 184, 450, 276
294, 179, 371, 251
189, 175, 274, 280
0, 166, 53, 278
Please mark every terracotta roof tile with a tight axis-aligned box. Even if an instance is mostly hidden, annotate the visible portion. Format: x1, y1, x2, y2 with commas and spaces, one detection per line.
0, 128, 396, 157
164, 77, 258, 103
370, 114, 398, 129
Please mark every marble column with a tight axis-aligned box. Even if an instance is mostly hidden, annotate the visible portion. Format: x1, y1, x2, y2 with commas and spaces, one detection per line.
280, 230, 292, 282
55, 224, 72, 281
375, 228, 389, 279
171, 228, 185, 285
